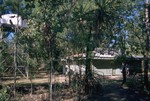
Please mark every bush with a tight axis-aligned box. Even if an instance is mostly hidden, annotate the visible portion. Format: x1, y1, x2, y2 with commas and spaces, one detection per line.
0, 87, 9, 101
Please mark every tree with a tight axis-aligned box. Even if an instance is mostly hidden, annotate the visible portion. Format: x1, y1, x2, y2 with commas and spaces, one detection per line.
22, 0, 66, 100
84, 0, 125, 93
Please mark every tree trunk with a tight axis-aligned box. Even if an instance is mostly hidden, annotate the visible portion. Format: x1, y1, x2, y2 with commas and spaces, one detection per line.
48, 40, 53, 101
144, 59, 149, 88
121, 63, 126, 85
49, 59, 53, 101
144, 0, 149, 89
13, 28, 18, 99
85, 27, 92, 94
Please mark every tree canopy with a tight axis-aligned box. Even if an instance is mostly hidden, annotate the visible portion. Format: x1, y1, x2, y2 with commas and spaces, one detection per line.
0, 0, 150, 100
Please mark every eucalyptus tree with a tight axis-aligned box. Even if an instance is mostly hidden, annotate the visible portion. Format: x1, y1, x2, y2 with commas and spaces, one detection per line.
59, 0, 127, 94
128, 0, 149, 89
112, 0, 150, 89
22, 0, 67, 100
121, 0, 150, 89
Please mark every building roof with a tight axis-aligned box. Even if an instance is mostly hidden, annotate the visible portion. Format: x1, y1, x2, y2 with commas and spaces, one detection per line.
65, 48, 120, 60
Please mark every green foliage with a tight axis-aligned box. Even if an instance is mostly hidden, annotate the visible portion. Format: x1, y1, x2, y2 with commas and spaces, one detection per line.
0, 0, 150, 99
0, 35, 13, 74
0, 0, 148, 75
0, 87, 9, 101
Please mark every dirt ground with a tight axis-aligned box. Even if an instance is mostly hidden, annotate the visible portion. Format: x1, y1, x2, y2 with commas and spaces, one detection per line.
99, 76, 149, 101
1, 74, 68, 85
1, 75, 150, 101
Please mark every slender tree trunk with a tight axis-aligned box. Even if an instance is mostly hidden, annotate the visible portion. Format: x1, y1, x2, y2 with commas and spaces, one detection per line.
67, 47, 71, 86
0, 28, 3, 76
121, 63, 126, 85
85, 27, 92, 78
25, 51, 29, 79
30, 77, 33, 96
68, 58, 71, 86
13, 2, 20, 99
47, 40, 53, 101
85, 27, 92, 94
119, 19, 127, 85
13, 28, 18, 99
144, 58, 149, 88
144, 0, 149, 89
49, 58, 53, 101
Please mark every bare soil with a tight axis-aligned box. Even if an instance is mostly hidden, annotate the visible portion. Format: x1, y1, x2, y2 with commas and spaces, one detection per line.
1, 74, 149, 101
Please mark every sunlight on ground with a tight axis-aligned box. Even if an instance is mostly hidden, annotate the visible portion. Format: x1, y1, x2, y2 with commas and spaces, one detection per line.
2, 75, 69, 85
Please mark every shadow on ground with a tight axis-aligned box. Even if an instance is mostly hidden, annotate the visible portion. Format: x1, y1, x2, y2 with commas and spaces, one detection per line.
1, 75, 149, 101
82, 76, 149, 101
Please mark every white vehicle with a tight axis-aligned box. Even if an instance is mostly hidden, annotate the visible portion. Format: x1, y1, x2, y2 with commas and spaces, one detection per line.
0, 14, 27, 28
64, 65, 85, 75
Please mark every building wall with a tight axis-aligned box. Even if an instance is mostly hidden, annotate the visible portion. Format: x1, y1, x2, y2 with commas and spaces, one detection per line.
92, 59, 121, 69
63, 58, 142, 76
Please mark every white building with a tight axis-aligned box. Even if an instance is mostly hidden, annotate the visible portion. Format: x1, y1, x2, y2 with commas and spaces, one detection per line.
63, 48, 122, 76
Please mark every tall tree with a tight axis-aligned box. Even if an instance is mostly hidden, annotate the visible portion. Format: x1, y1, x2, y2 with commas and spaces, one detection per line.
144, 0, 149, 89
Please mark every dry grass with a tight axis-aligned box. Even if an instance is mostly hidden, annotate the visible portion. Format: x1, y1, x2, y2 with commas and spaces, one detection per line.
2, 74, 69, 85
